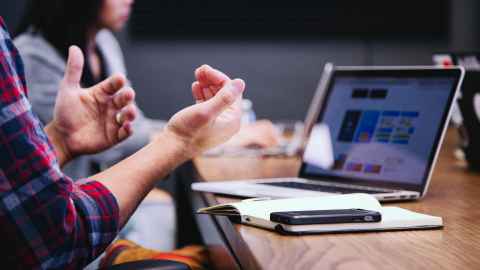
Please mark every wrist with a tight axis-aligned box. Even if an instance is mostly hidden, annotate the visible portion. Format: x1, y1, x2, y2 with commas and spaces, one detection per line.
155, 128, 195, 162
45, 122, 74, 166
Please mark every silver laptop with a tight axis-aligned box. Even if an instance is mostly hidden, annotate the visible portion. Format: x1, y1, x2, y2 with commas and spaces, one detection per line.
193, 65, 465, 201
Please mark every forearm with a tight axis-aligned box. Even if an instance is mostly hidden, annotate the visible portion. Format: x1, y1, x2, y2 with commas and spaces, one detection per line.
45, 122, 72, 167
91, 130, 190, 227
90, 117, 151, 169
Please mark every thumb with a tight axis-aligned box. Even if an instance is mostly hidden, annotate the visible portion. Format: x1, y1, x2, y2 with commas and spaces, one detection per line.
203, 79, 245, 117
63, 46, 84, 86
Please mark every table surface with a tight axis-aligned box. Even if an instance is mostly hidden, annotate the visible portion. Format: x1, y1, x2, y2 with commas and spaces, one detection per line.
193, 128, 480, 270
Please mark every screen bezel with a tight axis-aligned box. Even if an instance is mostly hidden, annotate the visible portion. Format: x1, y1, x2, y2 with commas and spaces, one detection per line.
298, 67, 463, 193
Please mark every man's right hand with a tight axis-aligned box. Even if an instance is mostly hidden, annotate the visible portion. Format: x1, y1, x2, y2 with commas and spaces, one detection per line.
162, 65, 246, 158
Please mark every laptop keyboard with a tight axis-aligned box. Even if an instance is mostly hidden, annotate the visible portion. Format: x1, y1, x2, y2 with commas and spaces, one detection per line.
259, 181, 387, 194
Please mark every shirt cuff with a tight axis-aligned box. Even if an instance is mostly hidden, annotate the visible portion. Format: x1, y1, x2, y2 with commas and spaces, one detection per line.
71, 180, 120, 258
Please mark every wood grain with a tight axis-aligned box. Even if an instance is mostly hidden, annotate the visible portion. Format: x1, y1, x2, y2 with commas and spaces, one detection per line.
194, 128, 480, 270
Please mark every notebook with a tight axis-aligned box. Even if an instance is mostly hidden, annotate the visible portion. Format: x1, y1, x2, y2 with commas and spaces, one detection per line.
197, 194, 443, 235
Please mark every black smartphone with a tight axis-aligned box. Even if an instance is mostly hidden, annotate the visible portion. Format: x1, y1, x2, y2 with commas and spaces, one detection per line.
270, 209, 381, 225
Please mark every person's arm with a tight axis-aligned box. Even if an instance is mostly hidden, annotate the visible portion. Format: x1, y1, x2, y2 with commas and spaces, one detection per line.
3, 18, 243, 270
41, 46, 245, 229
0, 23, 122, 268
93, 67, 245, 226
92, 131, 188, 226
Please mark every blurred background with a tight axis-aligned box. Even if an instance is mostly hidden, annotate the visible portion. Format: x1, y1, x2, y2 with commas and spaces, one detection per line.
2, 0, 480, 121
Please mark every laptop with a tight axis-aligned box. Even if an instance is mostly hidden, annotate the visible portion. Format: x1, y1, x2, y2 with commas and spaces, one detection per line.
193, 65, 465, 201
434, 52, 480, 169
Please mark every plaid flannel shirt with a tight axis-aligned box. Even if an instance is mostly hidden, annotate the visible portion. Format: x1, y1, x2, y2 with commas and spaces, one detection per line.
0, 18, 119, 269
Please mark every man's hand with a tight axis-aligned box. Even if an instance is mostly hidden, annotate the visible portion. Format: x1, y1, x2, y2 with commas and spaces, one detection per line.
162, 65, 245, 158
224, 120, 281, 148
46, 46, 137, 166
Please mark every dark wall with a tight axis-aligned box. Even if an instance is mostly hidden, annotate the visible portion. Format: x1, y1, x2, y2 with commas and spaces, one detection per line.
130, 0, 449, 38
119, 37, 444, 121
110, 0, 480, 121
450, 0, 480, 51
2, 0, 480, 121
1, 0, 27, 32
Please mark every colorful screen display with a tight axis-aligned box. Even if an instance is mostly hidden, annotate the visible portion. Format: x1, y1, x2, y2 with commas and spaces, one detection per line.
304, 76, 455, 185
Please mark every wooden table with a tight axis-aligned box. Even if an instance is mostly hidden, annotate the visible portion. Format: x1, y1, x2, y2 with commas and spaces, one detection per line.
192, 128, 480, 270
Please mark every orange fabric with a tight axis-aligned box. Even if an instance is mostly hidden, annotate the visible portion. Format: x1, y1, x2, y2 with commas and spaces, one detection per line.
101, 240, 208, 270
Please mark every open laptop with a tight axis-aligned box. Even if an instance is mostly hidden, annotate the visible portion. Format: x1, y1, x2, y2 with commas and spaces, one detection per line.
193, 65, 465, 201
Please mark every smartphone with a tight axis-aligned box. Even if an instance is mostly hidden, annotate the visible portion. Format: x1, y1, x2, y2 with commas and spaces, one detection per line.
270, 209, 381, 225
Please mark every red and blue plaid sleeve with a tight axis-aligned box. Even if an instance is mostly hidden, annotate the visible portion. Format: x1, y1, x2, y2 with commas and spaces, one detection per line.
0, 18, 119, 269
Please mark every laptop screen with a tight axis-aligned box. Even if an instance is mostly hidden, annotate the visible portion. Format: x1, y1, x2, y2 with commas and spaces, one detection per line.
301, 71, 459, 191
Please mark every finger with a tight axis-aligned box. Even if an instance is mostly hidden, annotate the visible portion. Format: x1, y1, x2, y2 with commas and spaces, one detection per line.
202, 87, 214, 100
113, 87, 135, 110
192, 81, 205, 102
93, 73, 127, 97
116, 104, 137, 124
118, 121, 133, 142
203, 79, 245, 117
63, 46, 84, 86
195, 65, 230, 87
209, 84, 221, 95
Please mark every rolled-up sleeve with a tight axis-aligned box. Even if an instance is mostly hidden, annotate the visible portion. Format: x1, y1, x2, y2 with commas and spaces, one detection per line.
71, 180, 120, 262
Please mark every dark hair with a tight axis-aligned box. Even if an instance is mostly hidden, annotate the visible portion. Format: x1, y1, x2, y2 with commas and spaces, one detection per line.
16, 0, 103, 60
